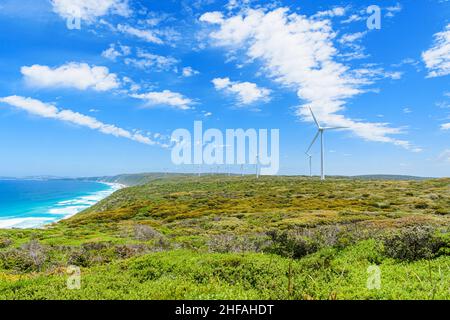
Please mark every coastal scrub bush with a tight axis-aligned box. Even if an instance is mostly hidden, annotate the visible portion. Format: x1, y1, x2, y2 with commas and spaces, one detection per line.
265, 230, 319, 258
21, 240, 47, 271
0, 237, 12, 248
0, 249, 34, 272
207, 234, 270, 253
68, 242, 114, 267
115, 244, 148, 259
383, 226, 447, 261
414, 201, 430, 209
134, 224, 162, 241
0, 240, 47, 272
68, 248, 92, 267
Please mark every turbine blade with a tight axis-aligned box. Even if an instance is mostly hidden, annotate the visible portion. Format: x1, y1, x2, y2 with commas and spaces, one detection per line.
309, 107, 321, 128
322, 126, 348, 130
306, 131, 320, 153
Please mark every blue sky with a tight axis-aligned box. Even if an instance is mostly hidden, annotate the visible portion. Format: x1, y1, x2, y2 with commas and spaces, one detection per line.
0, 0, 449, 177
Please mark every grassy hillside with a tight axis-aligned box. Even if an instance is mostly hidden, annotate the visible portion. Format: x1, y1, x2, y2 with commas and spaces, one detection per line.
76, 172, 186, 186
0, 175, 449, 299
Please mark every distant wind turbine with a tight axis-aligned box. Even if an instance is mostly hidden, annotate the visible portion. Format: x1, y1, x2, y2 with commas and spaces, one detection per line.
305, 152, 312, 177
256, 155, 260, 179
306, 108, 347, 181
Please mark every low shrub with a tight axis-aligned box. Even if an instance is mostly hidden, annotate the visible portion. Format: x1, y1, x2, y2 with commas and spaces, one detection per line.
134, 224, 163, 241
414, 202, 429, 209
0, 240, 47, 272
383, 226, 448, 261
265, 230, 319, 259
207, 234, 270, 253
68, 248, 92, 267
0, 237, 12, 248
0, 249, 35, 272
22, 240, 47, 271
115, 244, 148, 259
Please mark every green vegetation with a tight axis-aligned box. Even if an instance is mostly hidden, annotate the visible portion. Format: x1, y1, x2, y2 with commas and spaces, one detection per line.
0, 175, 449, 299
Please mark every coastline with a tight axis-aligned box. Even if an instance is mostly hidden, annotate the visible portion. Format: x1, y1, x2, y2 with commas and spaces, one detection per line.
57, 181, 126, 221
0, 181, 126, 230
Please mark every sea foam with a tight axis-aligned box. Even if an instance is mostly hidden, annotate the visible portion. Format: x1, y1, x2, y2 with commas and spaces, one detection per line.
0, 182, 124, 229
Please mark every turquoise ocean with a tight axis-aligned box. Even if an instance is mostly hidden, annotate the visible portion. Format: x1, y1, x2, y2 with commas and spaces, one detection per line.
0, 180, 121, 229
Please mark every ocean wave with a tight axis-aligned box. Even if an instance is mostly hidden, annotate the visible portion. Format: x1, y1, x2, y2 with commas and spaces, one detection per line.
46, 183, 123, 219
0, 217, 54, 229
48, 205, 91, 215
0, 182, 124, 229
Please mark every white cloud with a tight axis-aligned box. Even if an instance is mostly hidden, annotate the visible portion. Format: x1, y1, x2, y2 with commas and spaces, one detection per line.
438, 149, 450, 162
0, 95, 155, 145
422, 24, 450, 78
51, 0, 130, 23
314, 7, 346, 18
339, 32, 367, 44
338, 31, 368, 60
385, 3, 402, 18
131, 90, 193, 110
225, 0, 253, 11
122, 76, 141, 92
201, 7, 418, 150
436, 101, 450, 109
117, 24, 163, 44
341, 14, 363, 24
386, 71, 403, 80
124, 49, 178, 71
182, 67, 199, 77
102, 43, 131, 61
403, 107, 412, 114
199, 11, 224, 24
21, 62, 120, 91
442, 123, 450, 130
212, 77, 270, 105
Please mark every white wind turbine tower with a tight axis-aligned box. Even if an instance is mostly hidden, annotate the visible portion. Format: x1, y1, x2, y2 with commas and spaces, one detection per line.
306, 108, 347, 181
305, 152, 312, 177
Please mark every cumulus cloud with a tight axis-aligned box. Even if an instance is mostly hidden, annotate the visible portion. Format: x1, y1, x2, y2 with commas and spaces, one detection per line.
313, 7, 347, 18
0, 95, 155, 145
130, 90, 194, 110
182, 67, 199, 77
212, 77, 270, 105
442, 123, 450, 130
199, 11, 224, 24
200, 8, 418, 150
422, 24, 450, 78
102, 43, 131, 61
51, 0, 130, 23
124, 49, 178, 71
117, 24, 163, 44
339, 31, 367, 44
21, 63, 120, 92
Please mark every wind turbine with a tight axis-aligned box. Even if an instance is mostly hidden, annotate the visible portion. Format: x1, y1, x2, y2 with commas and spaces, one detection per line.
256, 155, 260, 179
305, 152, 312, 177
306, 108, 347, 181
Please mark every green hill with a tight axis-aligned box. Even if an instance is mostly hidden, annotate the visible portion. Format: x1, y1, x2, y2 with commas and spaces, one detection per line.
0, 175, 449, 299
76, 172, 185, 186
